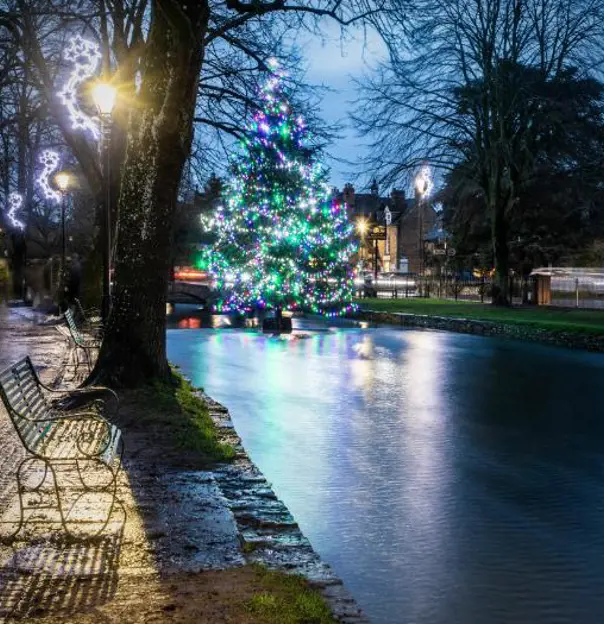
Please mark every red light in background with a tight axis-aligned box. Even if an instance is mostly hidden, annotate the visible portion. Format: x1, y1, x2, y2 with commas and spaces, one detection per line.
178, 318, 201, 329
174, 267, 207, 281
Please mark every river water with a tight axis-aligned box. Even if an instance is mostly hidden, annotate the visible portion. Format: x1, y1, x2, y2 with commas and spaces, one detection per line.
167, 318, 604, 624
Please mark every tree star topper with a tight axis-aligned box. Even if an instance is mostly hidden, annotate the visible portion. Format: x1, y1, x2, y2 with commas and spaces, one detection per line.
58, 35, 102, 139
6, 193, 25, 230
37, 150, 62, 204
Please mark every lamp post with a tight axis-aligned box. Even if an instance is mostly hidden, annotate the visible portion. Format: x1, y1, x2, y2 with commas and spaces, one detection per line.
415, 167, 433, 297
91, 82, 117, 323
55, 172, 71, 307
356, 217, 368, 271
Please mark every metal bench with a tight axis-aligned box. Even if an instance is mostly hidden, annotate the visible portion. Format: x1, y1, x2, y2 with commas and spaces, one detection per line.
64, 308, 101, 373
0, 356, 123, 540
73, 298, 103, 335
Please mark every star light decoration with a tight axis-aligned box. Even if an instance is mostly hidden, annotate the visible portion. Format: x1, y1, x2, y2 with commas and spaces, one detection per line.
5, 193, 25, 230
37, 150, 62, 204
201, 62, 357, 318
58, 35, 102, 139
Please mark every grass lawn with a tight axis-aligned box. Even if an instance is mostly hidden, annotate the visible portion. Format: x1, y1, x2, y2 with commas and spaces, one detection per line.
355, 298, 604, 335
122, 371, 236, 468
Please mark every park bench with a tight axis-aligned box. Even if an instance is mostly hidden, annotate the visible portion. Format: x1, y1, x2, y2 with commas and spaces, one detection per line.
0, 356, 123, 539
74, 298, 103, 335
64, 308, 101, 373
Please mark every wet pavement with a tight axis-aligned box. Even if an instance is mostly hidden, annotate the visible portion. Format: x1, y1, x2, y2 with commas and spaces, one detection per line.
0, 306, 366, 623
0, 307, 243, 621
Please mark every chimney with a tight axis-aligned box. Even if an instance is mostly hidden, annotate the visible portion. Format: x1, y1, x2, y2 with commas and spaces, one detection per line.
391, 188, 406, 211
343, 183, 355, 208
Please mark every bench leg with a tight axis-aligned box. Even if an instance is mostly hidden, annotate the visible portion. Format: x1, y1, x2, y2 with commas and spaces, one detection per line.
61, 460, 119, 540
1, 457, 51, 542
3, 456, 121, 542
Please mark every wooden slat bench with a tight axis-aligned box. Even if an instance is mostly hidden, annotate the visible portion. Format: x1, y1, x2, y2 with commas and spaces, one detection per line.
0, 356, 123, 540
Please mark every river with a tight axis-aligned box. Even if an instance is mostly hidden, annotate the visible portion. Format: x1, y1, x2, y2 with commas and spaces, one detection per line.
167, 317, 604, 624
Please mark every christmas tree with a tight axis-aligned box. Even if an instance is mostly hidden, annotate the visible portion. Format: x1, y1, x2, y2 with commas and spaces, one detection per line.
201, 62, 357, 317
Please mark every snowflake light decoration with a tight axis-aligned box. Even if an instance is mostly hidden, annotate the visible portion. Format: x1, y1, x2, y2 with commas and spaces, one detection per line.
415, 165, 434, 198
6, 193, 25, 230
58, 35, 102, 139
37, 150, 62, 203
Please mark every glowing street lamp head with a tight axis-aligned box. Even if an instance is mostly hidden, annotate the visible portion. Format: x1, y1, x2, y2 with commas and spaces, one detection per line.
91, 83, 117, 116
415, 166, 433, 199
356, 217, 369, 237
55, 172, 71, 193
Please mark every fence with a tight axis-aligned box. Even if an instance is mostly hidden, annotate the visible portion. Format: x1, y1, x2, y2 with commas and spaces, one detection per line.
359, 272, 604, 309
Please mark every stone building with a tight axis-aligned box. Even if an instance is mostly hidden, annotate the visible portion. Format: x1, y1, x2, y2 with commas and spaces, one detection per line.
335, 180, 438, 274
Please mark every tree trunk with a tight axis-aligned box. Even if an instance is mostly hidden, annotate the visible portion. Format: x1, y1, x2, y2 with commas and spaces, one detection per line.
10, 233, 26, 300
89, 2, 209, 387
491, 198, 510, 306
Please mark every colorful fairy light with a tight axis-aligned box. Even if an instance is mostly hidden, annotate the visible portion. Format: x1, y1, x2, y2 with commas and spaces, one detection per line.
58, 35, 102, 139
37, 150, 62, 203
201, 68, 357, 317
5, 193, 25, 230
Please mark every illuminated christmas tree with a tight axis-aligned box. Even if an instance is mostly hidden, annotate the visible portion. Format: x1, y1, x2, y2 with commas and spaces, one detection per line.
201, 62, 357, 318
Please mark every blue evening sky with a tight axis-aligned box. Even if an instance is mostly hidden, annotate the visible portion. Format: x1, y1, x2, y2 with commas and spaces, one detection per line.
301, 22, 387, 192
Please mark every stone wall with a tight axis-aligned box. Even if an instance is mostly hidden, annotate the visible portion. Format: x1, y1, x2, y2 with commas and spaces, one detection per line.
358, 309, 604, 353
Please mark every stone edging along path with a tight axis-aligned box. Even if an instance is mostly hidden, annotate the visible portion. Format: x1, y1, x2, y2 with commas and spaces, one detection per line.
357, 309, 604, 353
202, 392, 369, 624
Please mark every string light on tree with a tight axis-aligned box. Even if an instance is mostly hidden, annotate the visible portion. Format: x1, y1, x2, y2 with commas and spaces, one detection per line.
201, 62, 357, 317
5, 193, 25, 230
58, 35, 102, 139
37, 150, 62, 203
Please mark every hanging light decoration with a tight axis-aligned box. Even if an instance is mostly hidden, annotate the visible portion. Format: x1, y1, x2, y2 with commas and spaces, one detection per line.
6, 193, 25, 230
37, 150, 62, 203
58, 35, 102, 139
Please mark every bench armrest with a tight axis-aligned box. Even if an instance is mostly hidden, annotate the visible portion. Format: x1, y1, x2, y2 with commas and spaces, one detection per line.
10, 408, 110, 425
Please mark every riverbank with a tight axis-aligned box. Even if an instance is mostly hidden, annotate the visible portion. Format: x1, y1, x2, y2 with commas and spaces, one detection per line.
0, 308, 367, 623
355, 298, 604, 353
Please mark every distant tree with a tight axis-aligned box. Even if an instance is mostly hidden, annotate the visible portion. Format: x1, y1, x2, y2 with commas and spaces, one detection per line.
442, 66, 604, 275
356, 0, 604, 305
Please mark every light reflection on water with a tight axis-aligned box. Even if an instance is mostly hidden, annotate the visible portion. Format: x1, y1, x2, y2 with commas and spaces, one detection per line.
168, 324, 604, 624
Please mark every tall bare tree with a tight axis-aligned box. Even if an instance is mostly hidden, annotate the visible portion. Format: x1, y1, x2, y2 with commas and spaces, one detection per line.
5, 0, 382, 385
356, 0, 604, 304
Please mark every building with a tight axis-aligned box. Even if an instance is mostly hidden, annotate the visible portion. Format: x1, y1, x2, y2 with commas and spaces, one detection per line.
334, 180, 439, 274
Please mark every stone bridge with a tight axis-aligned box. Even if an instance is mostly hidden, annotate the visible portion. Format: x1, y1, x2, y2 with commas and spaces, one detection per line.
167, 280, 212, 305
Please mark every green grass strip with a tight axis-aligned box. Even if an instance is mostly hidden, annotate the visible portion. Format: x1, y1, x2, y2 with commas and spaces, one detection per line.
355, 298, 604, 335
246, 565, 337, 624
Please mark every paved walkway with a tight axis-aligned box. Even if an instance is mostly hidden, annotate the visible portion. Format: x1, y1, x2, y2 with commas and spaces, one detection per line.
0, 307, 243, 622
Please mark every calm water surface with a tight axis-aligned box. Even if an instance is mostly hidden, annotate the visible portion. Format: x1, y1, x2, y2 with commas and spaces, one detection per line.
168, 320, 604, 624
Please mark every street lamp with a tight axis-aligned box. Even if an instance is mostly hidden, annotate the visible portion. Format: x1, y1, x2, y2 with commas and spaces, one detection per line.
415, 166, 433, 296
91, 81, 117, 323
55, 171, 71, 308
356, 217, 369, 274
356, 216, 368, 237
